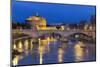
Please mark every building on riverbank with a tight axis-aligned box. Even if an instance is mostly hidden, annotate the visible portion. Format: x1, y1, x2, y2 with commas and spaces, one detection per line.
26, 14, 64, 30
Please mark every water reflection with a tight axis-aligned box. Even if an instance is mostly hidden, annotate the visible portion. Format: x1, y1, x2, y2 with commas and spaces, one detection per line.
58, 48, 64, 63
12, 36, 96, 66
38, 38, 50, 64
38, 45, 44, 64
13, 43, 17, 50
24, 39, 29, 50
17, 40, 23, 52
30, 39, 33, 50
74, 41, 84, 62
12, 55, 23, 66
12, 55, 19, 66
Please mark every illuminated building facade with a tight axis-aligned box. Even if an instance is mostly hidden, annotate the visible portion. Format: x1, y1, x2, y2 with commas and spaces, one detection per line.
26, 15, 47, 30
26, 14, 64, 30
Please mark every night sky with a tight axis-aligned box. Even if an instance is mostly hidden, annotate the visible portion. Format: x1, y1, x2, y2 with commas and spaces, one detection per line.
12, 0, 96, 24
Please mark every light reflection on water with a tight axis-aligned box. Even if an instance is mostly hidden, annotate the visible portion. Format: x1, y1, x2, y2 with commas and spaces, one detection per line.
17, 40, 23, 52
38, 45, 44, 64
30, 39, 33, 50
24, 40, 29, 50
74, 42, 84, 62
12, 55, 19, 66
13, 43, 17, 50
12, 55, 23, 66
58, 48, 64, 63
12, 37, 96, 66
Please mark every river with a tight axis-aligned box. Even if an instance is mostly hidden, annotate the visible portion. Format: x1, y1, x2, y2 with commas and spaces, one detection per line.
12, 37, 96, 66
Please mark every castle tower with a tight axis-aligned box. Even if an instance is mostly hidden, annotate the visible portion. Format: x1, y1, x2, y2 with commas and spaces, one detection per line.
26, 13, 46, 30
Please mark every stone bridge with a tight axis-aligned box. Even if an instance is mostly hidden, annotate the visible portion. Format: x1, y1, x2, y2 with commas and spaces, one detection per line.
13, 29, 95, 38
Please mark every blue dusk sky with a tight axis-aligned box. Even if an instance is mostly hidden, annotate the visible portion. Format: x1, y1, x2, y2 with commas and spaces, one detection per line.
12, 0, 96, 24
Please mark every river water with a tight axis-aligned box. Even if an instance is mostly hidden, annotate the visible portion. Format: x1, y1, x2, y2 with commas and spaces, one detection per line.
12, 37, 96, 66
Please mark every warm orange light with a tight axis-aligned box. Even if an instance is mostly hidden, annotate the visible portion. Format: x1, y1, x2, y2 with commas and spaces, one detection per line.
74, 42, 84, 62
58, 48, 64, 63
13, 43, 17, 50
12, 56, 19, 66
18, 40, 23, 52
24, 40, 29, 50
